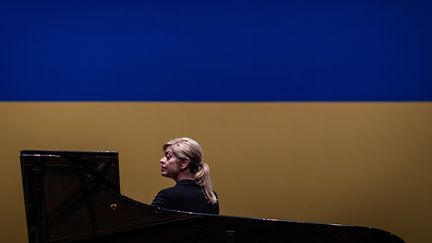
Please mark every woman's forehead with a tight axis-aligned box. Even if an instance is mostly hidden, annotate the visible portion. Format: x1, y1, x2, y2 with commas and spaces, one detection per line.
165, 146, 174, 153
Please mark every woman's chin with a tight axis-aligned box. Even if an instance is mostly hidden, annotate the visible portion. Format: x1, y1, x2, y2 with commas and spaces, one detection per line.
161, 172, 170, 178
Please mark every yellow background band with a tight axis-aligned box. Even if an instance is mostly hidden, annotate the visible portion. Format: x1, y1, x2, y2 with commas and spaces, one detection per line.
1, 102, 431, 243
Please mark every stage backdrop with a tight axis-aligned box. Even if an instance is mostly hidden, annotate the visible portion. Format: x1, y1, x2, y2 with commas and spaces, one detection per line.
1, 1, 431, 243
1, 103, 432, 243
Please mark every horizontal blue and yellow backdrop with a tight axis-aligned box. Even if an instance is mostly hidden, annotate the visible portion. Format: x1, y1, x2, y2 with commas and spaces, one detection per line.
1, 1, 431, 242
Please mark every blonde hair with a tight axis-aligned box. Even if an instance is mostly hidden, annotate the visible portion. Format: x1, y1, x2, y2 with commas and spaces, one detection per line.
163, 137, 217, 204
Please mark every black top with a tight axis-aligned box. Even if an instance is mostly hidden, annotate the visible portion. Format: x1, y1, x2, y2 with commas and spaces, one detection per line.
151, 179, 219, 215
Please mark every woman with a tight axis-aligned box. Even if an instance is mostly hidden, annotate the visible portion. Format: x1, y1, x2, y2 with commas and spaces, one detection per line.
151, 137, 219, 214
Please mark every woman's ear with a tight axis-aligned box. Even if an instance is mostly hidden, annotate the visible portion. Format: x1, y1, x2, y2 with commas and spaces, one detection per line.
180, 158, 190, 170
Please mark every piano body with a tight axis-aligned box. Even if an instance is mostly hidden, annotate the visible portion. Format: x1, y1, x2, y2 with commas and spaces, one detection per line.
20, 150, 404, 243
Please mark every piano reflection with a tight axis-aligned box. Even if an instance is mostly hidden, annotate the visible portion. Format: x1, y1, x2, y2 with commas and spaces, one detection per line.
20, 150, 404, 243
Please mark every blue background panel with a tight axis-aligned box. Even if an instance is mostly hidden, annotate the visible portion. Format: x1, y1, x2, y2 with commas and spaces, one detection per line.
1, 0, 431, 101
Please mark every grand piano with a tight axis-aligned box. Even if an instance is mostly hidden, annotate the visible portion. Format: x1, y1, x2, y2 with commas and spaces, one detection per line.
20, 150, 405, 243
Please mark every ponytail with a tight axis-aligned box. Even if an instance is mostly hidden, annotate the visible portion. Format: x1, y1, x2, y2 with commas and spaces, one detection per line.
194, 162, 217, 204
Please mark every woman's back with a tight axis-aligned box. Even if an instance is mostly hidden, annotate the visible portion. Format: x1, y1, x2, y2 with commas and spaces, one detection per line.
152, 179, 219, 214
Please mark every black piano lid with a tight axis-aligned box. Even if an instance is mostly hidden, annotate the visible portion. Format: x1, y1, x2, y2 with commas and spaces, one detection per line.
20, 150, 405, 243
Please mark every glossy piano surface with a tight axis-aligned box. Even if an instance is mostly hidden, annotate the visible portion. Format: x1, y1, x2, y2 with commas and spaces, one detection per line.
20, 150, 404, 243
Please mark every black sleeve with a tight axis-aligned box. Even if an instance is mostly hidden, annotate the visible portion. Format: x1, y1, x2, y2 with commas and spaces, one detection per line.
151, 189, 171, 209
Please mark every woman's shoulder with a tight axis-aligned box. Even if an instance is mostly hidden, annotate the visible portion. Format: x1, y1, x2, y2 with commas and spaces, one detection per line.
151, 186, 178, 208
157, 186, 177, 195
155, 180, 206, 199
157, 184, 189, 197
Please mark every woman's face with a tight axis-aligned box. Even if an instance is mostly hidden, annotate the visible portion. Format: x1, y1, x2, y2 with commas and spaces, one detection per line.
160, 146, 182, 179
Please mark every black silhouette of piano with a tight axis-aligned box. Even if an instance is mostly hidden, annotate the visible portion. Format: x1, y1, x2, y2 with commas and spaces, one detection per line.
20, 150, 404, 243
